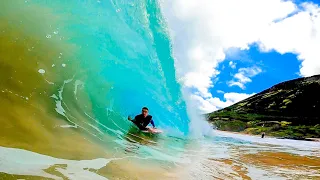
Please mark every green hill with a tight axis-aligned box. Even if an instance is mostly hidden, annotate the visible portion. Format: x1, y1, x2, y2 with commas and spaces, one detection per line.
207, 75, 320, 140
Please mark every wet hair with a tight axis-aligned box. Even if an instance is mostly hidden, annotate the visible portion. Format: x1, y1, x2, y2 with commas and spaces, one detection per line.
142, 107, 148, 111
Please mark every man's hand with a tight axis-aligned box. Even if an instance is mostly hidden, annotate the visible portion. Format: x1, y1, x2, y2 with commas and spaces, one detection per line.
128, 116, 132, 121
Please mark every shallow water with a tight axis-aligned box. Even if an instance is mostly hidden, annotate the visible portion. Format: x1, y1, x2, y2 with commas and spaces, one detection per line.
1, 0, 320, 179
1, 133, 319, 179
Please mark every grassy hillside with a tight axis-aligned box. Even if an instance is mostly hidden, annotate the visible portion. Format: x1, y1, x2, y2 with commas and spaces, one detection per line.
207, 75, 320, 140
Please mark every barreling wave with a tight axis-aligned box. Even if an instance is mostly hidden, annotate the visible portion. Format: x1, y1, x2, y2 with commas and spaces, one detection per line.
0, 0, 191, 153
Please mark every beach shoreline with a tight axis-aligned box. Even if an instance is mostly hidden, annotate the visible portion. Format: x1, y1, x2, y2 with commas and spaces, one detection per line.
214, 129, 320, 142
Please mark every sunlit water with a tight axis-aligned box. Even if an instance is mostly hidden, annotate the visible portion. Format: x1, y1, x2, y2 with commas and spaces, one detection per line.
0, 1, 319, 179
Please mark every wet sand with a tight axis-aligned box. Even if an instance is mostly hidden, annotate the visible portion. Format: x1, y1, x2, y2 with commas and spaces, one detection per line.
172, 143, 320, 180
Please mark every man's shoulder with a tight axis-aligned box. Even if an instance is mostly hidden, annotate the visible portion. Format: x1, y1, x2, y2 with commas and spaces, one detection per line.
135, 114, 143, 119
135, 114, 152, 119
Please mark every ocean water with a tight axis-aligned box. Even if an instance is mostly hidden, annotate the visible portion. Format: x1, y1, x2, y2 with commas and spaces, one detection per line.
1, 1, 320, 179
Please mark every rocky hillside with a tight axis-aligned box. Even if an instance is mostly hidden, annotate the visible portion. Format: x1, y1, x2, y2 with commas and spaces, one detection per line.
207, 75, 320, 139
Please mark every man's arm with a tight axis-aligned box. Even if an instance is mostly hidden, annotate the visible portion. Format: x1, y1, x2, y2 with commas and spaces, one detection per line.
150, 119, 155, 128
128, 115, 139, 122
128, 116, 136, 123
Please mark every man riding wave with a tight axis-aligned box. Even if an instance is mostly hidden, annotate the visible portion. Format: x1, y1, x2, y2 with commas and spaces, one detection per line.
128, 107, 156, 131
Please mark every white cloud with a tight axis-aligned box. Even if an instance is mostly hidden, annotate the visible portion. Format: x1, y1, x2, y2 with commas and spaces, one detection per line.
217, 90, 225, 94
227, 81, 246, 90
228, 66, 262, 89
190, 92, 255, 114
161, 0, 320, 119
257, 2, 320, 76
229, 61, 236, 69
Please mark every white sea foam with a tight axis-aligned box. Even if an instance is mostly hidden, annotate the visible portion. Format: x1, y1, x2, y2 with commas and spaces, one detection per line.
0, 146, 112, 180
213, 130, 320, 152
38, 69, 45, 74
60, 125, 77, 128
74, 80, 84, 99
84, 112, 123, 136
87, 123, 104, 135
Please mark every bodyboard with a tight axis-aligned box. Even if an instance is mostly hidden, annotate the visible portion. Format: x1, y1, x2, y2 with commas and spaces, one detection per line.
141, 127, 163, 134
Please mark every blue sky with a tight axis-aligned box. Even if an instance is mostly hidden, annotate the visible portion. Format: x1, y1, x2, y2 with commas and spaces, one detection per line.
211, 44, 301, 100
163, 0, 320, 113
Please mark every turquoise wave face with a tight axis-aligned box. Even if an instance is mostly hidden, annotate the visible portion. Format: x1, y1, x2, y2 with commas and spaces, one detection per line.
80, 0, 189, 134
80, 0, 190, 135
1, 0, 190, 145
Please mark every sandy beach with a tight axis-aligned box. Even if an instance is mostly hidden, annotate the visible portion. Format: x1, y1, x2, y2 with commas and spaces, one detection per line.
214, 129, 320, 142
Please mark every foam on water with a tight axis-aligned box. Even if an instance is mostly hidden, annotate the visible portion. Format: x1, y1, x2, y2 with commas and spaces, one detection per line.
38, 69, 45, 74
74, 80, 84, 99
213, 130, 320, 152
60, 125, 77, 128
0, 146, 112, 180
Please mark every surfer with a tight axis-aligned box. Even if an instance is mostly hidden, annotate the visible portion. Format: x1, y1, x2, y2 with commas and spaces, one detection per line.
128, 107, 156, 131
261, 132, 265, 138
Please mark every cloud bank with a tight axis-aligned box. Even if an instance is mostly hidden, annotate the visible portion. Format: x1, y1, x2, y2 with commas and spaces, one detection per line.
162, 0, 320, 114
228, 66, 262, 89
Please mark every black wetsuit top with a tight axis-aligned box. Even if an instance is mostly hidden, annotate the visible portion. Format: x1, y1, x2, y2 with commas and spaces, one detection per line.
132, 114, 155, 130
